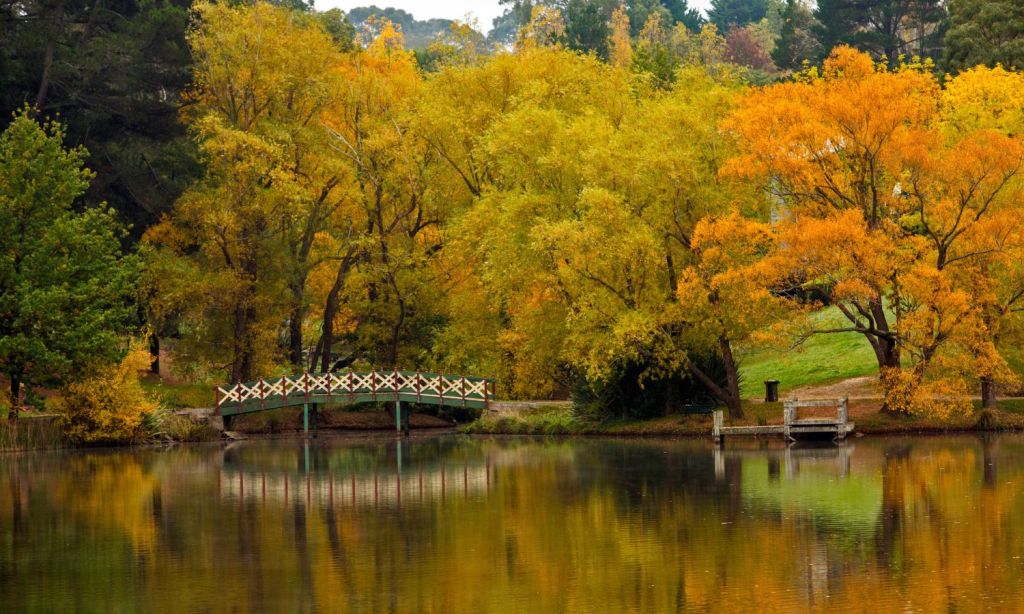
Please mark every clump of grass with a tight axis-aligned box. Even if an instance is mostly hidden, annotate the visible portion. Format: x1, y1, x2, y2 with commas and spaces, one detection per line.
163, 414, 221, 442
462, 405, 584, 435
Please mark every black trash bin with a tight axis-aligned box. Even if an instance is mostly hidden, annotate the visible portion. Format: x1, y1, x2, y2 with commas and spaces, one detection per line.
764, 380, 780, 402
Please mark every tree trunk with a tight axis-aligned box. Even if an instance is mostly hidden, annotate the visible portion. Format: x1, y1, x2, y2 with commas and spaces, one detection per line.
149, 334, 160, 375
317, 248, 358, 373
8, 373, 20, 422
288, 297, 304, 370
230, 294, 257, 384
319, 283, 341, 374
720, 337, 743, 419
687, 349, 744, 421
981, 377, 997, 409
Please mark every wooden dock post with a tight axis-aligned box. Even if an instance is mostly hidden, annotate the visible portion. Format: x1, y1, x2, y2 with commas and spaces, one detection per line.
783, 401, 796, 441
712, 410, 723, 445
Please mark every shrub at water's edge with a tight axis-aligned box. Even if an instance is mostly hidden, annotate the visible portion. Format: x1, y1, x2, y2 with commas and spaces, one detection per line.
54, 342, 161, 445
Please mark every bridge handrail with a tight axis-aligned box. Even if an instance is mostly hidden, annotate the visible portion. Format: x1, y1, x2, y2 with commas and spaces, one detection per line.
216, 370, 496, 412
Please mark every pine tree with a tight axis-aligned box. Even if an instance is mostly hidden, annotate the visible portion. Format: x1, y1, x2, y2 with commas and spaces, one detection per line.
946, 0, 1024, 71
814, 0, 947, 64
708, 0, 769, 31
772, 0, 820, 70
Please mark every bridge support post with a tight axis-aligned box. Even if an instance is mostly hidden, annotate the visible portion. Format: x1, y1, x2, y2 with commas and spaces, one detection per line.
303, 403, 309, 438
395, 400, 402, 433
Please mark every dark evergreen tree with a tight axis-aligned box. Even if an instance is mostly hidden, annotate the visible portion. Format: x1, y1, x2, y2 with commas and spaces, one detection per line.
0, 0, 198, 237
346, 6, 454, 48
661, 0, 704, 31
814, 0, 947, 64
946, 0, 1024, 71
708, 0, 769, 31
772, 0, 821, 70
563, 0, 617, 58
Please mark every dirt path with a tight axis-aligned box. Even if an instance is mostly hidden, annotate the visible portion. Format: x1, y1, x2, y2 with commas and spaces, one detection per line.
786, 375, 881, 400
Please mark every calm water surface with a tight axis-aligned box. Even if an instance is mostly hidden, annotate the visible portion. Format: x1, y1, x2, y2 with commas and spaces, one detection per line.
3, 434, 1024, 612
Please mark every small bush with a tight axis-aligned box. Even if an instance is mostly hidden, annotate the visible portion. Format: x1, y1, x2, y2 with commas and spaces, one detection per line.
55, 342, 161, 444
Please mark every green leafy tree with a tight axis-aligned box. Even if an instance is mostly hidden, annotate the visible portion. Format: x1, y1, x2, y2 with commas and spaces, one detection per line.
946, 0, 1024, 71
0, 111, 138, 420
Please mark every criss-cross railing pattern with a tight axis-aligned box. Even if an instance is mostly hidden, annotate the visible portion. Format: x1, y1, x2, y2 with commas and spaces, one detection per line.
216, 370, 494, 415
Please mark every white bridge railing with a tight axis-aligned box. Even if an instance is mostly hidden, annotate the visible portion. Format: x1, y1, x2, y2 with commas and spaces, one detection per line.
216, 370, 495, 414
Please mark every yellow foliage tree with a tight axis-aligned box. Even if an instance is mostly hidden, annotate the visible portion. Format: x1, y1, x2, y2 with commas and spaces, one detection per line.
143, 1, 351, 381
608, 5, 632, 70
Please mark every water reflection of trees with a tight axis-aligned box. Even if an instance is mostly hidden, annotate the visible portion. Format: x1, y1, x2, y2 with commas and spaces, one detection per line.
4, 436, 1024, 611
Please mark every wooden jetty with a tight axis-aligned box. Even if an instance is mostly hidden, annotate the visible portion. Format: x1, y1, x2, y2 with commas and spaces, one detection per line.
712, 398, 855, 444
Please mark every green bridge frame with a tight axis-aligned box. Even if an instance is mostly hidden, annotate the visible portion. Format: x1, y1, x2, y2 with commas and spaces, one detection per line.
216, 370, 496, 434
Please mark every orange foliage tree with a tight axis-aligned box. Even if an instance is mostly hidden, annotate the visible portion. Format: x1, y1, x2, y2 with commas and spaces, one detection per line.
726, 47, 1024, 414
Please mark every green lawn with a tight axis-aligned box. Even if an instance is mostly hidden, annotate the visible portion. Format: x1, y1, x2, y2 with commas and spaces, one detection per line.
738, 307, 879, 399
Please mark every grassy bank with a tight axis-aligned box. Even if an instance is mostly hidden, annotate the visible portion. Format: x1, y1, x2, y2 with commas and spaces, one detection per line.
141, 380, 215, 410
738, 307, 878, 398
462, 399, 1024, 437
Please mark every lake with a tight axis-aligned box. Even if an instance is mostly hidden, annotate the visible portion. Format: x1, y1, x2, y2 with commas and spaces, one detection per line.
3, 433, 1023, 612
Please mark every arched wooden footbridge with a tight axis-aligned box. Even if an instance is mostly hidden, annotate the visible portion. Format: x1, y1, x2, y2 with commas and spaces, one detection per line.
216, 370, 495, 434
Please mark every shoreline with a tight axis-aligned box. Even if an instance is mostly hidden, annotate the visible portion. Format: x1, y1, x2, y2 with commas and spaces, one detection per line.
8, 401, 1024, 453
459, 401, 1024, 438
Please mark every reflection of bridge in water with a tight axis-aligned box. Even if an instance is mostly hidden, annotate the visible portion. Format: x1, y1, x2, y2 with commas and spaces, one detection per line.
218, 444, 493, 508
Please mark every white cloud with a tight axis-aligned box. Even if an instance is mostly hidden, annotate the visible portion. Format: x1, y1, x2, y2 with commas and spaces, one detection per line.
316, 1, 507, 31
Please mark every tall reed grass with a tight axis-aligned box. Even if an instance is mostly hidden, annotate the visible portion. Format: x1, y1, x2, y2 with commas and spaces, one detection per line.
0, 416, 66, 452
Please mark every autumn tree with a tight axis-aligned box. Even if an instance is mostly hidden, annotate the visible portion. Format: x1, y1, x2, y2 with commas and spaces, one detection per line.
425, 47, 775, 416
311, 19, 450, 372
517, 5, 568, 49
724, 25, 776, 72
0, 111, 139, 419
939, 66, 1024, 405
726, 48, 1024, 414
609, 5, 634, 69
